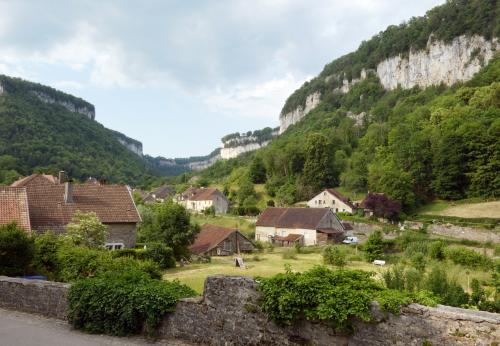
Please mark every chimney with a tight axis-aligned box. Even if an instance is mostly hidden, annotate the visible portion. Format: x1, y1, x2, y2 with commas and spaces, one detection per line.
59, 171, 67, 184
64, 182, 73, 203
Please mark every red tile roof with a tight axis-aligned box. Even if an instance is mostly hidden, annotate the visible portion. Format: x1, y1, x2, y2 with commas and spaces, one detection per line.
256, 207, 333, 229
25, 183, 140, 232
325, 189, 356, 209
11, 174, 58, 187
189, 224, 237, 255
0, 186, 31, 231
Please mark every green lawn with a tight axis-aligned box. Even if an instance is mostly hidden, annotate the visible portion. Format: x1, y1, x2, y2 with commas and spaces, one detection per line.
164, 247, 386, 294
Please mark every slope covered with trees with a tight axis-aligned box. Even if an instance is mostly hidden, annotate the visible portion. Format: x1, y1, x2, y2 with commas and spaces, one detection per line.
0, 75, 160, 186
196, 0, 500, 213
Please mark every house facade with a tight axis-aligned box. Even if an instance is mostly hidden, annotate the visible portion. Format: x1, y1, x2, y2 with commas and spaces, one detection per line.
189, 224, 255, 256
176, 187, 229, 214
7, 173, 141, 248
307, 189, 357, 214
255, 208, 346, 246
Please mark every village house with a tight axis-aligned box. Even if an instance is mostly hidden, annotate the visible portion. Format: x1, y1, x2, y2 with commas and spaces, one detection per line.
143, 184, 175, 203
3, 172, 141, 249
255, 207, 346, 246
307, 189, 357, 214
189, 224, 255, 256
176, 187, 229, 214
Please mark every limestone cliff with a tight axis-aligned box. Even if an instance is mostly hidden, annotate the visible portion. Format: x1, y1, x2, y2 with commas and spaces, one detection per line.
110, 130, 143, 156
221, 141, 271, 159
31, 90, 95, 120
279, 35, 499, 133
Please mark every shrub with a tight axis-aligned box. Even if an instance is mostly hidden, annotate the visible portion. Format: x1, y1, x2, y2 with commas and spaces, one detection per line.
323, 245, 347, 268
425, 266, 469, 307
364, 231, 385, 262
68, 270, 196, 336
32, 231, 61, 278
259, 266, 417, 330
444, 247, 493, 269
66, 211, 108, 248
57, 246, 162, 282
143, 242, 176, 269
428, 240, 446, 260
410, 253, 426, 272
0, 223, 34, 276
404, 241, 429, 257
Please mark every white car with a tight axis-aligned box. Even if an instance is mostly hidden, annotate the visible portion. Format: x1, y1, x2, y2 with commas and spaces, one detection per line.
342, 236, 358, 244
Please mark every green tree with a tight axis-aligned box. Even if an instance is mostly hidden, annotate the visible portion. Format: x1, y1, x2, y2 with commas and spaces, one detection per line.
302, 133, 337, 193
364, 230, 385, 262
249, 156, 267, 184
323, 245, 347, 269
0, 223, 34, 276
66, 211, 108, 248
139, 201, 199, 260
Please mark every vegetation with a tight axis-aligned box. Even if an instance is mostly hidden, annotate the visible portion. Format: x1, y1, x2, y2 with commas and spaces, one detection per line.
323, 245, 348, 268
258, 266, 434, 331
0, 74, 161, 187
137, 201, 200, 260
68, 270, 196, 336
0, 223, 34, 276
66, 211, 108, 248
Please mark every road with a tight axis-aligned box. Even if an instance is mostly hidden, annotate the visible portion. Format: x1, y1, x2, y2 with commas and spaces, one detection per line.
0, 308, 196, 346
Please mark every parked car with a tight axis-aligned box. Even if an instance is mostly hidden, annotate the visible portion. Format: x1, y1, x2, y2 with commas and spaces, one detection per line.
342, 236, 358, 244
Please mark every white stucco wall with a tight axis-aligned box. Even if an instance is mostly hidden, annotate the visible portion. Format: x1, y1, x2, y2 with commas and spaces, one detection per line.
255, 226, 276, 242
307, 191, 355, 213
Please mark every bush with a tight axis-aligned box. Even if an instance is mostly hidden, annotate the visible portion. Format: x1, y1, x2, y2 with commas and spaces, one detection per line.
444, 247, 493, 269
143, 242, 176, 269
68, 270, 196, 336
57, 246, 162, 282
323, 245, 347, 268
32, 231, 61, 278
428, 240, 446, 260
259, 266, 417, 330
363, 231, 385, 262
425, 266, 469, 307
0, 223, 34, 276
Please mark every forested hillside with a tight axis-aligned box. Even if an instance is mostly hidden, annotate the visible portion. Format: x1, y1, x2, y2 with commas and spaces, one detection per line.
197, 0, 500, 212
0, 75, 159, 186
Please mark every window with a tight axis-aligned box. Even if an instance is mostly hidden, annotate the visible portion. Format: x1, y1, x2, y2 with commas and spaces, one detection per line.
105, 243, 124, 250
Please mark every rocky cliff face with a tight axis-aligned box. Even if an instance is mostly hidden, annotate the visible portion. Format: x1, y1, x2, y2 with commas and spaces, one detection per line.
0, 83, 4, 95
377, 35, 498, 90
32, 91, 95, 120
279, 91, 321, 134
221, 141, 271, 159
116, 138, 143, 156
279, 35, 499, 133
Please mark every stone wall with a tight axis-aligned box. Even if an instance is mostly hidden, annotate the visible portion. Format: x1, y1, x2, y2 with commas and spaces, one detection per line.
106, 223, 137, 248
1, 275, 499, 345
0, 276, 69, 319
404, 221, 500, 243
160, 276, 500, 346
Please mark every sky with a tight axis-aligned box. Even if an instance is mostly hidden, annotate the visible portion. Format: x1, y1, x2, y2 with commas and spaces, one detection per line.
0, 0, 444, 158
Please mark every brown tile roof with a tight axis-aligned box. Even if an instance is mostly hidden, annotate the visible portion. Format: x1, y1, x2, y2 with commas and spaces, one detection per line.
325, 189, 356, 209
180, 187, 226, 202
189, 224, 236, 255
26, 183, 140, 232
342, 222, 354, 231
150, 184, 174, 200
256, 207, 332, 229
0, 186, 31, 231
11, 174, 58, 187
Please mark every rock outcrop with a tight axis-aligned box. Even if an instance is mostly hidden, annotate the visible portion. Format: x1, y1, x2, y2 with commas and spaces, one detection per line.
279, 35, 499, 133
279, 91, 321, 134
377, 35, 498, 90
221, 141, 271, 159
32, 91, 95, 120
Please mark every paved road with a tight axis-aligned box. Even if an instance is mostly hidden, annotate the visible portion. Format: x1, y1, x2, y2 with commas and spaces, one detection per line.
0, 308, 195, 346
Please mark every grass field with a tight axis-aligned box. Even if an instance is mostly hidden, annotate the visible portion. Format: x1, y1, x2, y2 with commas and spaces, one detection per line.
163, 247, 379, 293
190, 214, 256, 237
417, 200, 500, 218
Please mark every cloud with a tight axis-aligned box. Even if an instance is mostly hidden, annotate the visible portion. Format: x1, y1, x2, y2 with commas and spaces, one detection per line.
202, 73, 309, 120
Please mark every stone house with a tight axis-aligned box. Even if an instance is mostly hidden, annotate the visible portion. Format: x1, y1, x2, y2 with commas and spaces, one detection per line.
255, 208, 346, 246
0, 186, 31, 231
176, 187, 229, 214
189, 224, 255, 256
307, 189, 357, 214
9, 173, 141, 249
